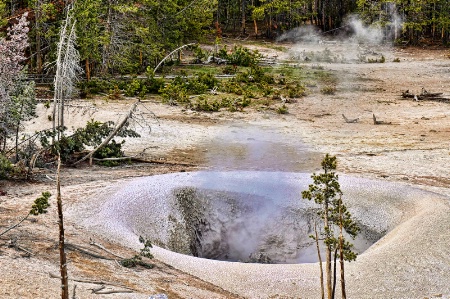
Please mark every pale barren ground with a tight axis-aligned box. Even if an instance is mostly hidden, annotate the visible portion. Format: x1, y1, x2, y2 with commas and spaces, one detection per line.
0, 42, 449, 299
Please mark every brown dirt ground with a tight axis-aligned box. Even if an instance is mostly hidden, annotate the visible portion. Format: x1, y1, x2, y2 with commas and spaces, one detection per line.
1, 42, 449, 298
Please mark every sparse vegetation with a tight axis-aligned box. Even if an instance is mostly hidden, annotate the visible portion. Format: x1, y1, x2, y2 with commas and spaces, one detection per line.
321, 85, 337, 95
120, 236, 154, 269
276, 104, 289, 114
368, 55, 385, 63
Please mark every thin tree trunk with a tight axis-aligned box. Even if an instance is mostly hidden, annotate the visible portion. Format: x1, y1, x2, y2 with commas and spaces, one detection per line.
14, 97, 24, 162
332, 247, 338, 299
241, 0, 246, 34
314, 219, 325, 299
85, 58, 90, 81
56, 155, 69, 299
324, 167, 332, 299
102, 0, 112, 75
339, 199, 347, 299
35, 0, 42, 73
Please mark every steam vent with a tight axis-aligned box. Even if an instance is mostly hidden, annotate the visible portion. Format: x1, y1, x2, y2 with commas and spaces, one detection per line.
75, 171, 450, 298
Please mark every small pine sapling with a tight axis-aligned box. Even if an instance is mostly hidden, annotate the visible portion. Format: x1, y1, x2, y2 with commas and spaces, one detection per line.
120, 236, 154, 269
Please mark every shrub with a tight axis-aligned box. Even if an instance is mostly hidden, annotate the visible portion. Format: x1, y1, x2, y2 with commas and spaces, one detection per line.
286, 83, 307, 98
120, 236, 154, 269
108, 85, 123, 100
320, 85, 336, 95
125, 79, 143, 97
94, 140, 126, 166
191, 44, 207, 63
220, 80, 244, 95
222, 65, 237, 74
191, 96, 221, 112
368, 55, 385, 63
276, 104, 289, 114
159, 83, 189, 105
194, 73, 218, 89
218, 45, 261, 66
0, 154, 12, 179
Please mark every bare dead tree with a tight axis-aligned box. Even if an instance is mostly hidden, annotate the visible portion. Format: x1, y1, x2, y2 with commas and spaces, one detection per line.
53, 5, 82, 141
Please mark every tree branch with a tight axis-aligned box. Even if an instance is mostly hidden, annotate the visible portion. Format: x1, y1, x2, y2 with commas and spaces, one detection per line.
0, 213, 30, 237
153, 43, 196, 74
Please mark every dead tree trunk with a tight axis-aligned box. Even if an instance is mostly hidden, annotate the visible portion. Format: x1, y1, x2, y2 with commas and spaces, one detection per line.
56, 155, 69, 299
53, 5, 82, 142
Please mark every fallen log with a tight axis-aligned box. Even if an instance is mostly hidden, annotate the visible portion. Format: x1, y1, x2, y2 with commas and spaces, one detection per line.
401, 90, 450, 102
91, 156, 196, 167
89, 239, 126, 260
94, 289, 134, 294
65, 243, 113, 260
49, 272, 136, 291
342, 114, 359, 123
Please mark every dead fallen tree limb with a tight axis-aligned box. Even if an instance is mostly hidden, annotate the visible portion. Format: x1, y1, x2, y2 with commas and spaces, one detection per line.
65, 242, 114, 260
342, 114, 359, 123
93, 289, 134, 294
91, 156, 196, 167
144, 158, 195, 167
49, 272, 136, 291
72, 100, 140, 166
92, 156, 135, 162
7, 239, 34, 256
401, 90, 450, 102
89, 239, 126, 260
0, 214, 30, 237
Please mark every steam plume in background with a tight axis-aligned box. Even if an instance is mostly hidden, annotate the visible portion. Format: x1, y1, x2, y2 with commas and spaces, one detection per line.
279, 12, 404, 64
277, 25, 322, 43
346, 15, 384, 44
279, 12, 403, 46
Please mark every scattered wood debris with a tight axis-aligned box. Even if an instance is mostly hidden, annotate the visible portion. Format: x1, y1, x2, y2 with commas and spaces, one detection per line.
48, 272, 136, 294
373, 114, 392, 125
401, 89, 450, 103
342, 114, 359, 123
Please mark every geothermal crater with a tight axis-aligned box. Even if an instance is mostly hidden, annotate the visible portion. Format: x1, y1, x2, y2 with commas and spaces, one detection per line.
90, 171, 415, 264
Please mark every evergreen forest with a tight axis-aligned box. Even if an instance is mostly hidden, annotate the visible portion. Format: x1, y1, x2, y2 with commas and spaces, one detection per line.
1, 0, 449, 78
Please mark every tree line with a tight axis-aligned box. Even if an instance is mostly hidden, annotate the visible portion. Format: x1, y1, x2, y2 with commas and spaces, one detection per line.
1, 0, 449, 78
